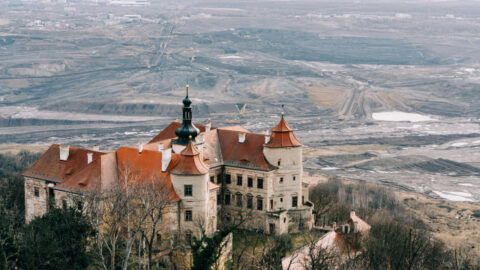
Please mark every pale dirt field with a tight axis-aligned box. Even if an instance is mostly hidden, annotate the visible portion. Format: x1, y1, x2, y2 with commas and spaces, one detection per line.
0, 144, 49, 155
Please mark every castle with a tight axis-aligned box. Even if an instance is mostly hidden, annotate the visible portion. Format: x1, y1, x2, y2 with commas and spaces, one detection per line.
22, 86, 314, 242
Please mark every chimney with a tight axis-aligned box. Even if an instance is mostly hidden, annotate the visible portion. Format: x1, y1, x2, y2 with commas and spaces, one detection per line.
90, 144, 100, 151
350, 210, 356, 218
264, 130, 270, 144
354, 221, 359, 233
161, 148, 172, 172
87, 152, 93, 164
139, 144, 144, 154
198, 143, 204, 161
205, 120, 211, 132
197, 133, 205, 144
59, 145, 69, 161
238, 132, 246, 143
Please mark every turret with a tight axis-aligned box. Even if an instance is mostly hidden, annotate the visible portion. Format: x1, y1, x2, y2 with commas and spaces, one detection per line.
263, 112, 303, 211
170, 137, 215, 236
173, 85, 200, 153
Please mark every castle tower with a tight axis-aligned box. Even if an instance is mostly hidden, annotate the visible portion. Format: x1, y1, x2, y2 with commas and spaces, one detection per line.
263, 112, 303, 211
170, 138, 216, 237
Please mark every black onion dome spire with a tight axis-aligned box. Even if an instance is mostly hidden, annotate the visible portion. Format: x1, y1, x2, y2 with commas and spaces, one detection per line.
174, 85, 199, 145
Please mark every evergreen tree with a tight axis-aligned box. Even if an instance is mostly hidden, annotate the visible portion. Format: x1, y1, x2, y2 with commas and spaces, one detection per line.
18, 207, 95, 270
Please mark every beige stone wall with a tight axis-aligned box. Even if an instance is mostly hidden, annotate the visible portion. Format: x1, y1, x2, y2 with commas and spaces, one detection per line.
263, 147, 304, 212
24, 177, 48, 223
219, 167, 274, 232
207, 188, 218, 236
171, 173, 211, 238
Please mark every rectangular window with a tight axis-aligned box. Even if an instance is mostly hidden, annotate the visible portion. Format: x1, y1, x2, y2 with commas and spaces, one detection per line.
237, 175, 242, 186
225, 193, 231, 205
292, 196, 298, 208
280, 177, 284, 183
236, 194, 242, 207
226, 174, 231, 184
62, 199, 67, 208
247, 196, 253, 209
257, 198, 263, 211
270, 200, 273, 210
185, 210, 192, 221
186, 232, 192, 244
217, 175, 221, 184
293, 176, 296, 181
77, 201, 83, 211
34, 187, 39, 197
248, 177, 253, 187
184, 185, 192, 196
210, 176, 215, 183
257, 178, 263, 189
217, 194, 222, 205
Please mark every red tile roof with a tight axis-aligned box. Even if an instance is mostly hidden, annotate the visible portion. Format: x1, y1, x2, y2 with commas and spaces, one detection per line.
116, 147, 181, 201
149, 121, 213, 144
170, 142, 209, 175
22, 144, 104, 183
265, 118, 302, 148
54, 157, 102, 193
217, 129, 276, 171
55, 147, 181, 202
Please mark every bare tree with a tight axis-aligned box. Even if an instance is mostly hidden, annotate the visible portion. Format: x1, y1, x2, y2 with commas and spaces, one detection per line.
85, 162, 175, 270
136, 175, 176, 270
301, 233, 338, 270
84, 180, 129, 270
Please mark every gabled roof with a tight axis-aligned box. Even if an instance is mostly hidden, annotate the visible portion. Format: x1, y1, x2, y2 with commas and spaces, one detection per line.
339, 212, 371, 233
219, 125, 250, 133
265, 117, 302, 148
54, 148, 181, 202
170, 142, 209, 175
217, 129, 277, 171
54, 157, 102, 193
115, 147, 181, 201
22, 144, 104, 183
149, 121, 213, 144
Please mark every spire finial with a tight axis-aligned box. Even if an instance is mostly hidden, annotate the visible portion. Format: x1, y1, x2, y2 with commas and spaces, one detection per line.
186, 84, 189, 97
281, 104, 285, 118
189, 135, 192, 140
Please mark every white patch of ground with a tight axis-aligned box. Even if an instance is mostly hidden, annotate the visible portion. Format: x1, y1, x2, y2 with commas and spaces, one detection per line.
0, 106, 165, 122
372, 111, 436, 122
459, 183, 475, 187
451, 142, 468, 147
321, 167, 339, 171
220, 55, 244, 59
434, 191, 474, 202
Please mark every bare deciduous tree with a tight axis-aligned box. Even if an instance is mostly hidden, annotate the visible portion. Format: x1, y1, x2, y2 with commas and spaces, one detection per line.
85, 162, 174, 270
